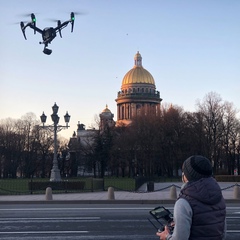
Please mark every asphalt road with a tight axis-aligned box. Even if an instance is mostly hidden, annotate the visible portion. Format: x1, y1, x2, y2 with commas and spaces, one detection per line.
0, 203, 239, 240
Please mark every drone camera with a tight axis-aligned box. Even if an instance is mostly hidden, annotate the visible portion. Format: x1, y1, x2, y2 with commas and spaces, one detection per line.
43, 48, 52, 55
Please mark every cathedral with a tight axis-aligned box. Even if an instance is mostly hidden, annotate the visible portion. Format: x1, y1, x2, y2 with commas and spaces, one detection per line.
116, 51, 162, 126
68, 52, 162, 176
71, 51, 162, 140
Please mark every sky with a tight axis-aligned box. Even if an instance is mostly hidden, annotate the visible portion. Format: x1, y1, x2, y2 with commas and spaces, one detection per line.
0, 0, 240, 139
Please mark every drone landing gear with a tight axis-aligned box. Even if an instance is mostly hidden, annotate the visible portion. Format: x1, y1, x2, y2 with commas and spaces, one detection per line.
43, 47, 52, 55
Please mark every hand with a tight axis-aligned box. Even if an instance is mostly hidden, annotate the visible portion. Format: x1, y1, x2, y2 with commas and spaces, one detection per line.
170, 221, 175, 227
156, 226, 170, 240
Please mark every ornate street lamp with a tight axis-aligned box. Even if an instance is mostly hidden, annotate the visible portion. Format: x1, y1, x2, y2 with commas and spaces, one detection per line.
40, 103, 70, 181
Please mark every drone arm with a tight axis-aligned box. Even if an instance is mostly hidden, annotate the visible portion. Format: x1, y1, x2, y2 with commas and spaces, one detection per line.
55, 17, 74, 34
55, 20, 69, 31
28, 24, 43, 34
20, 22, 27, 40
54, 20, 70, 37
21, 22, 43, 39
54, 12, 75, 35
30, 13, 37, 34
70, 12, 75, 32
57, 20, 62, 38
71, 20, 74, 32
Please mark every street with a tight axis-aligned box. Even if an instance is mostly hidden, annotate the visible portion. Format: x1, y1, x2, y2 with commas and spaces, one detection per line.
0, 203, 239, 239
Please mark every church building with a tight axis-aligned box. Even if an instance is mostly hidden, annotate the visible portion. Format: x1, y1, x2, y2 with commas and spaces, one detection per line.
68, 52, 162, 176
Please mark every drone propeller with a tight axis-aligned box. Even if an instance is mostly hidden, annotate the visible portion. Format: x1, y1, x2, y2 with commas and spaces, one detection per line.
70, 11, 87, 16
17, 12, 39, 17
45, 18, 59, 22
12, 20, 27, 25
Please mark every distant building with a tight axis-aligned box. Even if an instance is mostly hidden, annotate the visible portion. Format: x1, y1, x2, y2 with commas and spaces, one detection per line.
68, 105, 115, 176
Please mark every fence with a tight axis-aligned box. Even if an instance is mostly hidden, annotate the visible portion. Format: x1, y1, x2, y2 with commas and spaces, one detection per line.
0, 176, 236, 196
0, 178, 103, 195
0, 177, 137, 195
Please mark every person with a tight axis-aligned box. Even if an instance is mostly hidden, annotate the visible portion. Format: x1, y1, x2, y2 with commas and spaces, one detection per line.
157, 155, 226, 240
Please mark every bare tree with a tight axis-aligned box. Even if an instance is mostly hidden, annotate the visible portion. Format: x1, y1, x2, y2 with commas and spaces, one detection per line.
0, 118, 25, 178
196, 92, 225, 173
222, 101, 240, 174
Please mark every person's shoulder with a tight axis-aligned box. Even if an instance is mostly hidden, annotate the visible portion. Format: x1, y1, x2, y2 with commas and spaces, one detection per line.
175, 198, 193, 217
176, 197, 191, 209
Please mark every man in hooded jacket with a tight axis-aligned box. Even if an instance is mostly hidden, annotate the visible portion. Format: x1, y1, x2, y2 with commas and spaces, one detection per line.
157, 155, 226, 240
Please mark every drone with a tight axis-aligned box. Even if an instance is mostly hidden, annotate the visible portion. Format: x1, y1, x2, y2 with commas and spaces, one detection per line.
20, 12, 75, 55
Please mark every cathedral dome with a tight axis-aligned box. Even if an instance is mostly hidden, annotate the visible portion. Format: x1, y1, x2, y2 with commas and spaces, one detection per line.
122, 51, 155, 86
102, 105, 111, 113
100, 105, 114, 120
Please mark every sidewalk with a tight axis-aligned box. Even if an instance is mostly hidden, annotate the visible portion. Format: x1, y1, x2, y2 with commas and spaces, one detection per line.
0, 182, 239, 204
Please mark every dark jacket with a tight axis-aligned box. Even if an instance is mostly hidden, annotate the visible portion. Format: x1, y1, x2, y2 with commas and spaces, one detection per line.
179, 177, 226, 240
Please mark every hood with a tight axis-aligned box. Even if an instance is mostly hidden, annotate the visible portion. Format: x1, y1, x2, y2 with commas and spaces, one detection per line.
182, 177, 223, 205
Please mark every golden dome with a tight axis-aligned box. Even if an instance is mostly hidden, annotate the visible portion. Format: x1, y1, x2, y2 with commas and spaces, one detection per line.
102, 104, 111, 113
100, 104, 114, 121
122, 67, 155, 85
122, 52, 155, 85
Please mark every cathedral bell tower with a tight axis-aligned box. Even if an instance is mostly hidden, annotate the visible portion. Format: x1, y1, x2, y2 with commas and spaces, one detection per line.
99, 105, 115, 133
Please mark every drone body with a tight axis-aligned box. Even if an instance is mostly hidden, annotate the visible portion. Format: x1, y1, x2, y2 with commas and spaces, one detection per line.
20, 12, 75, 55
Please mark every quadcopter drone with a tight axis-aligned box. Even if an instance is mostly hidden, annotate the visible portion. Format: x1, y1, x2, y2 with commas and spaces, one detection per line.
20, 12, 75, 55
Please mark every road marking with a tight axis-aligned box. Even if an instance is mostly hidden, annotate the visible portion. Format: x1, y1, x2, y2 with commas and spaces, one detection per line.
1, 206, 238, 211
0, 231, 89, 234
0, 207, 158, 211
227, 230, 240, 233
0, 217, 100, 220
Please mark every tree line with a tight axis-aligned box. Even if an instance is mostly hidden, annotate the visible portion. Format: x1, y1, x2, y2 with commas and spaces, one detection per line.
0, 92, 240, 179
84, 92, 240, 178
0, 112, 69, 178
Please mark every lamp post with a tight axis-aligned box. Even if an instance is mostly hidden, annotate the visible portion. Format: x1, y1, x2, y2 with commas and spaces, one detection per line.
40, 103, 70, 182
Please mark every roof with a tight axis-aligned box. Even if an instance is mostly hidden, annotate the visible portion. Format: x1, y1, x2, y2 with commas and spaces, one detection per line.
121, 52, 155, 85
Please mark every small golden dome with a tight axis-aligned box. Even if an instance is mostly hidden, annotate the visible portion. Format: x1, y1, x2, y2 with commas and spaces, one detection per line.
100, 104, 114, 121
102, 104, 111, 113
122, 52, 155, 85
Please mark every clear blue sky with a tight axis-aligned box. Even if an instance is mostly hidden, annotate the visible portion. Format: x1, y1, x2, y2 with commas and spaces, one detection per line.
1, 0, 240, 139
